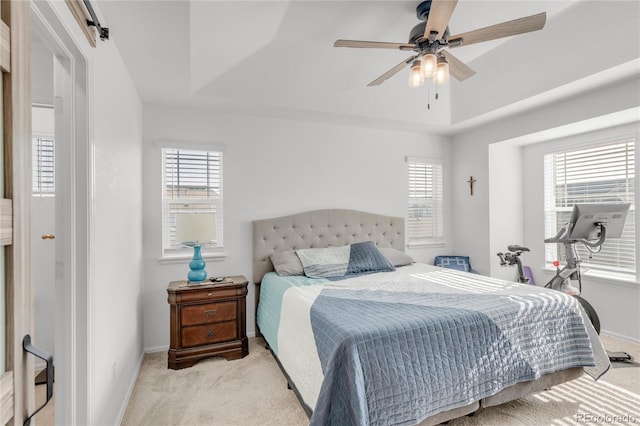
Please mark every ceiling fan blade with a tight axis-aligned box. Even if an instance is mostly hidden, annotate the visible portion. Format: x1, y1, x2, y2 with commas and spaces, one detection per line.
423, 0, 459, 40
441, 50, 475, 81
367, 56, 417, 86
448, 12, 546, 47
334, 39, 415, 51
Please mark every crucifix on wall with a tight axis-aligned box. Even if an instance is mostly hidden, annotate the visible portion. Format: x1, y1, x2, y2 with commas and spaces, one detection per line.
466, 176, 477, 196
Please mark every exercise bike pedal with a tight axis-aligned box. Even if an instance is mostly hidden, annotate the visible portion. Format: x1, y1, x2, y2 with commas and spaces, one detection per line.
607, 351, 632, 362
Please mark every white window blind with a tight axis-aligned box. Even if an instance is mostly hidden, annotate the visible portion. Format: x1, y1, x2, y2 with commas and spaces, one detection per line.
162, 148, 223, 254
408, 158, 444, 244
544, 139, 635, 275
32, 137, 55, 196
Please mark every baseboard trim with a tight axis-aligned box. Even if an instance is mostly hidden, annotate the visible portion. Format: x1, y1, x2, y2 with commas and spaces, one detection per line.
601, 330, 640, 344
115, 350, 145, 425
144, 345, 168, 354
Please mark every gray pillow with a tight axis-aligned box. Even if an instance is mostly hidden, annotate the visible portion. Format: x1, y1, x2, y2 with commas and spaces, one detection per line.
378, 247, 414, 267
296, 245, 351, 278
270, 250, 304, 276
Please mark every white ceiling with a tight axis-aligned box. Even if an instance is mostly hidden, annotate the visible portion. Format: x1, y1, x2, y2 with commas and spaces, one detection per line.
96, 0, 639, 133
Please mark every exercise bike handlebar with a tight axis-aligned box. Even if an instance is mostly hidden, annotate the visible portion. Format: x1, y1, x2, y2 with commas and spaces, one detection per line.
543, 223, 610, 296
544, 222, 607, 249
544, 225, 569, 244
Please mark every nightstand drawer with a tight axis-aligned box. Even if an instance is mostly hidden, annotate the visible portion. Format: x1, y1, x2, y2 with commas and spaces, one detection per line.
178, 286, 243, 303
181, 321, 237, 348
181, 301, 237, 326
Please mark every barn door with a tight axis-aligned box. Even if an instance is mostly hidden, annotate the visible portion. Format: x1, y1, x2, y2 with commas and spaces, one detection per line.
0, 1, 36, 425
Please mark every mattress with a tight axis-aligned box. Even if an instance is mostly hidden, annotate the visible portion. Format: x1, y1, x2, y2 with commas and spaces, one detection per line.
256, 263, 609, 426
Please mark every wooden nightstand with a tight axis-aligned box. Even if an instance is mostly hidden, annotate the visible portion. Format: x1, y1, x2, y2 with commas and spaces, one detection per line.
167, 275, 249, 369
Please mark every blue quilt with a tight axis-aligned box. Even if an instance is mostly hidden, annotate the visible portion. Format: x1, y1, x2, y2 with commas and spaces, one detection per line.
309, 288, 598, 425
256, 264, 608, 426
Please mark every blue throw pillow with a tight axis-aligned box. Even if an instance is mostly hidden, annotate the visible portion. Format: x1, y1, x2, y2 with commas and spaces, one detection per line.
346, 241, 395, 275
434, 255, 472, 272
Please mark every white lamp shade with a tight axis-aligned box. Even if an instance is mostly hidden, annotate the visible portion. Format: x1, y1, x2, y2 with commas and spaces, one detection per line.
408, 61, 424, 88
421, 53, 437, 78
435, 60, 449, 84
176, 213, 217, 244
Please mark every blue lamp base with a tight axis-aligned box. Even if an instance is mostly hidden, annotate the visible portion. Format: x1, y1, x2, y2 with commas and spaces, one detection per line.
187, 244, 208, 283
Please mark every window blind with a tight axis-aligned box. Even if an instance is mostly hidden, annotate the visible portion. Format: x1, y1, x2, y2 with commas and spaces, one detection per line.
408, 158, 444, 243
32, 137, 55, 196
162, 148, 223, 252
544, 139, 635, 275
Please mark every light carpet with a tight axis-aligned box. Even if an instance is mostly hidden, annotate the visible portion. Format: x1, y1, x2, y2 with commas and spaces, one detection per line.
122, 336, 639, 426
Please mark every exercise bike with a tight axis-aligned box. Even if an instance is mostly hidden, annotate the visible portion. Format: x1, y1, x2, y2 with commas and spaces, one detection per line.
543, 222, 602, 335
499, 203, 633, 363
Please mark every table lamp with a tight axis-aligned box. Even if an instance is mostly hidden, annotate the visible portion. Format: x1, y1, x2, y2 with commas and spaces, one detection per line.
176, 213, 217, 283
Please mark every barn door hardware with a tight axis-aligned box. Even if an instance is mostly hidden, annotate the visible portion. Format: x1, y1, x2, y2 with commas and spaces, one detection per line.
83, 0, 109, 41
22, 335, 54, 426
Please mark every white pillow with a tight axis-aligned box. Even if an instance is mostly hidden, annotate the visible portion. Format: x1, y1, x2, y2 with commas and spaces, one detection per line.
295, 245, 351, 278
378, 247, 414, 267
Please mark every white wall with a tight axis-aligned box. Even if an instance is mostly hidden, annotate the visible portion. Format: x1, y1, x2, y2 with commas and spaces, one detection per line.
90, 44, 144, 426
44, 2, 145, 424
142, 105, 452, 351
451, 75, 640, 340
31, 38, 54, 105
488, 143, 523, 282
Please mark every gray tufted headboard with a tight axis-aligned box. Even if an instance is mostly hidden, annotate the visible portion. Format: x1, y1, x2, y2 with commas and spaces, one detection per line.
252, 209, 405, 283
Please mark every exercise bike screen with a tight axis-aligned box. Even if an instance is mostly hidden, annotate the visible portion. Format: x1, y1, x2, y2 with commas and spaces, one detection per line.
568, 203, 630, 240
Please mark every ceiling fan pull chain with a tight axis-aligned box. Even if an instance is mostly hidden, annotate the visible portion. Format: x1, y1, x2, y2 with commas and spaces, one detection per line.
427, 85, 431, 110
435, 80, 439, 100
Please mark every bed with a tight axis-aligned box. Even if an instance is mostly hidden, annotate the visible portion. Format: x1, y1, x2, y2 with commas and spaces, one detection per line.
252, 209, 609, 426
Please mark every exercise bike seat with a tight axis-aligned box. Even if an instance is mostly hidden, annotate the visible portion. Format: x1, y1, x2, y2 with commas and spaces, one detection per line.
507, 245, 530, 252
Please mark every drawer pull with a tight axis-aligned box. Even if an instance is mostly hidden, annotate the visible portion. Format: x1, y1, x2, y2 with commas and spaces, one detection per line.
205, 309, 217, 319
207, 327, 214, 339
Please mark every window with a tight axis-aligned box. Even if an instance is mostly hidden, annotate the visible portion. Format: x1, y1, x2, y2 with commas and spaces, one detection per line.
407, 157, 444, 245
162, 148, 223, 256
32, 137, 55, 196
544, 138, 635, 276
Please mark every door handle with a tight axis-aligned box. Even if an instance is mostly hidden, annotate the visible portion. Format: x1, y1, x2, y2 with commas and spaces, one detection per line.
23, 335, 54, 426
41, 234, 55, 240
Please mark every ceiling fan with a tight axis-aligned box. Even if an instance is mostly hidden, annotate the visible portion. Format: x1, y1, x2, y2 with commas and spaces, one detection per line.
334, 0, 546, 88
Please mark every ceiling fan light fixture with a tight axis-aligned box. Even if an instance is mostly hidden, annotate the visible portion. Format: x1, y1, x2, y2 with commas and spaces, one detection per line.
435, 57, 449, 84
421, 52, 437, 78
408, 60, 424, 88
334, 1, 548, 100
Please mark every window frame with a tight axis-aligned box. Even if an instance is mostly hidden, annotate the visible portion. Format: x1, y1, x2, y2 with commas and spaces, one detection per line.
543, 134, 636, 279
406, 156, 445, 247
160, 144, 225, 260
